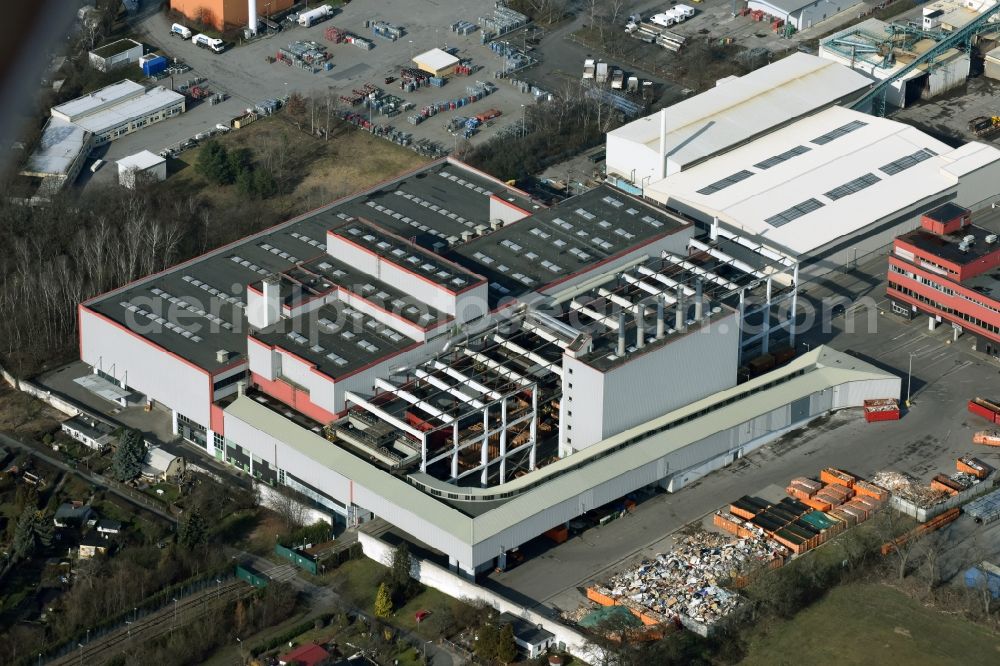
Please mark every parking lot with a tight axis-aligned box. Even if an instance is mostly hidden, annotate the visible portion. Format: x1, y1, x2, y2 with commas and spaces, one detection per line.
124, 1, 540, 158
484, 237, 1000, 617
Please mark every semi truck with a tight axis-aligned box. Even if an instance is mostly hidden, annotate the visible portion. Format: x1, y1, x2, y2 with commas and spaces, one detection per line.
192, 34, 225, 54
170, 23, 192, 39
298, 5, 333, 28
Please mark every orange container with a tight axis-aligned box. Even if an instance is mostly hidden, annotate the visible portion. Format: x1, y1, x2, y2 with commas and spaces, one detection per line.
586, 587, 616, 607
957, 456, 992, 479
853, 480, 889, 502
820, 468, 856, 488
930, 476, 961, 496
803, 496, 832, 512
730, 504, 757, 520
544, 525, 569, 544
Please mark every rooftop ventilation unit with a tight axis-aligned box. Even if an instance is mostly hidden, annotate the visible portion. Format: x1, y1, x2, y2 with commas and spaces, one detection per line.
216, 350, 230, 363
963, 234, 976, 245
986, 234, 997, 244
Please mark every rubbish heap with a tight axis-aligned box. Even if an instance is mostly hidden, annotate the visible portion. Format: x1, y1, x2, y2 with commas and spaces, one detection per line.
597, 530, 782, 628
872, 470, 948, 507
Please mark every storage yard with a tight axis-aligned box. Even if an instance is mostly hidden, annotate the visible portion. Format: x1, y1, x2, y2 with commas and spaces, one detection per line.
131, 0, 546, 157
487, 240, 1000, 612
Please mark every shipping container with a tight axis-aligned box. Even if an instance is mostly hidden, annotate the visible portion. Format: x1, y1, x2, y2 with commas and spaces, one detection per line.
544, 525, 569, 544
973, 430, 1000, 446
957, 456, 992, 479
142, 55, 168, 77
968, 397, 1000, 423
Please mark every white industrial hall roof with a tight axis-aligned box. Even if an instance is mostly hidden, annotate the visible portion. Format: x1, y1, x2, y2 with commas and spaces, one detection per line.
73, 86, 184, 135
24, 117, 89, 176
117, 150, 164, 171
51, 79, 145, 122
413, 48, 459, 71
606, 53, 872, 174
645, 106, 1000, 256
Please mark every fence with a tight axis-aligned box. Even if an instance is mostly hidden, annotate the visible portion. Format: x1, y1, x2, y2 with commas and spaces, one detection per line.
890, 474, 998, 522
0, 361, 80, 417
275, 543, 319, 574
357, 531, 603, 663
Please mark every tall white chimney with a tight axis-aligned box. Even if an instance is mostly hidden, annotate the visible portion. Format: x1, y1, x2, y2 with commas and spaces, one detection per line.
636, 309, 645, 349
262, 274, 281, 326
248, 0, 258, 34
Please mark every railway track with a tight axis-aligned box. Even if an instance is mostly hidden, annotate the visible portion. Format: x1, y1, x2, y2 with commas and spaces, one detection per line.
45, 569, 291, 666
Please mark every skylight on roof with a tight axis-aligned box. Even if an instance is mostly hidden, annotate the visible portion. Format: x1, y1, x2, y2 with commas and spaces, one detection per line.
753, 145, 811, 170
811, 120, 867, 145
879, 149, 936, 176
824, 173, 881, 201
765, 198, 825, 227
696, 170, 754, 195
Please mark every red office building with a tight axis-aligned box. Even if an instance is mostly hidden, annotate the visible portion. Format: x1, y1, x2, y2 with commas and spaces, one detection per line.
887, 203, 1000, 356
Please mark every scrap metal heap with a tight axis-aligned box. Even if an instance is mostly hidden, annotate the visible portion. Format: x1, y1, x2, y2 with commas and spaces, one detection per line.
593, 530, 785, 630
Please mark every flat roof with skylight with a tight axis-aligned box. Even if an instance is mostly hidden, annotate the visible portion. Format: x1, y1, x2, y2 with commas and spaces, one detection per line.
644, 106, 1000, 256
452, 186, 688, 300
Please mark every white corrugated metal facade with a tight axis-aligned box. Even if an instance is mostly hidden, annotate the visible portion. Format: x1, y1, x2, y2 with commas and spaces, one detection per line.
223, 347, 900, 574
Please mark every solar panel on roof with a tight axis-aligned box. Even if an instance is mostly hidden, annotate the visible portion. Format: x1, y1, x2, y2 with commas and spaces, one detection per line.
765, 198, 825, 227
696, 169, 754, 195
811, 120, 867, 145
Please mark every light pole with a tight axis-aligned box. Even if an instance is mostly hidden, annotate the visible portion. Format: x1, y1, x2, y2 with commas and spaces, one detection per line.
906, 351, 915, 406
520, 104, 526, 138
237, 637, 245, 664
640, 174, 651, 195
423, 640, 432, 664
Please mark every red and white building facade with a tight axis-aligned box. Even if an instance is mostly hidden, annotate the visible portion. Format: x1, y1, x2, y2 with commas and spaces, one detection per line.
887, 203, 1000, 356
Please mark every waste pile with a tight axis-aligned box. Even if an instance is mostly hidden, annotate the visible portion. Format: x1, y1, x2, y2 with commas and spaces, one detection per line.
872, 470, 948, 508
594, 530, 783, 629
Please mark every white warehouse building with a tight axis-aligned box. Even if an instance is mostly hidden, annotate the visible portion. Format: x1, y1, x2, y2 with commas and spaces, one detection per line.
51, 79, 185, 146
78, 157, 899, 576
605, 53, 871, 188
643, 106, 1000, 279
747, 0, 862, 30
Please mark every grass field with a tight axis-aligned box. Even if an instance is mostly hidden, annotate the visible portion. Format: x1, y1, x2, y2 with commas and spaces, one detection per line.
743, 582, 1000, 666
168, 115, 429, 221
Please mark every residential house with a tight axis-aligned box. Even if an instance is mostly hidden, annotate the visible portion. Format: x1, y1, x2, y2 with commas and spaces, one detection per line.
96, 519, 122, 537
61, 415, 116, 451
141, 447, 185, 482
279, 643, 332, 666
78, 532, 110, 559
54, 502, 97, 529
498, 612, 556, 659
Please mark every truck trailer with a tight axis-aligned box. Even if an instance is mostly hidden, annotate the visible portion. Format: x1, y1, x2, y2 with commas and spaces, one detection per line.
192, 34, 225, 54
298, 5, 333, 28
171, 23, 192, 39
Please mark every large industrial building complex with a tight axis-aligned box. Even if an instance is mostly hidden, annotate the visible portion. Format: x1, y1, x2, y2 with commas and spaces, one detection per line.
605, 53, 1000, 281
78, 152, 901, 575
